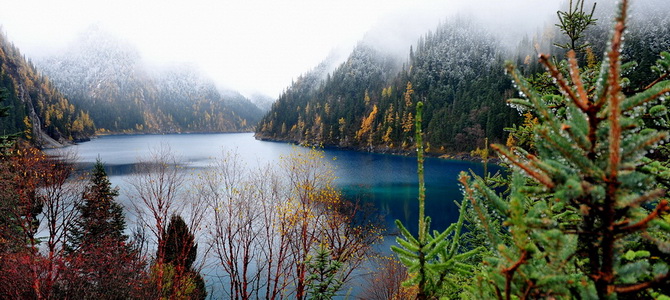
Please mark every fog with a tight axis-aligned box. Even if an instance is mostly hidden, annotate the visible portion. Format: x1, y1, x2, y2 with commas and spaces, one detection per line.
0, 0, 584, 98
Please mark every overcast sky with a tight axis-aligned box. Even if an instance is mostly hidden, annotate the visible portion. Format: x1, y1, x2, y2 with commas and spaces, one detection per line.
0, 0, 563, 98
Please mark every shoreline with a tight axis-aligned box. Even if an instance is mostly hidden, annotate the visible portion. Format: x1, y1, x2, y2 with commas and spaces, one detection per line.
254, 135, 501, 164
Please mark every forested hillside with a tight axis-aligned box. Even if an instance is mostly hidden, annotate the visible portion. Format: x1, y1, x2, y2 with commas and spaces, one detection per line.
256, 19, 518, 154
0, 30, 94, 147
37, 27, 262, 134
256, 1, 670, 155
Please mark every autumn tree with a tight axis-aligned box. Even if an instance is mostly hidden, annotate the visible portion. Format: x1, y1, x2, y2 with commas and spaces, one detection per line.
198, 148, 381, 299
199, 150, 265, 299
0, 143, 49, 298
128, 143, 185, 292
401, 82, 415, 142
356, 104, 378, 147
0, 142, 84, 298
359, 257, 416, 300
278, 149, 383, 299
37, 149, 84, 294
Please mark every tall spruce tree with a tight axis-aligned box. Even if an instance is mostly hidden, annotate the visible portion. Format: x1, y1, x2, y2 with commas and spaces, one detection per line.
67, 159, 125, 251
164, 214, 197, 271
63, 159, 144, 299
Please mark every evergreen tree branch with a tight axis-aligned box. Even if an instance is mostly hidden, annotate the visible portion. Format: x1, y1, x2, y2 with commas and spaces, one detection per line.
621, 81, 670, 112
490, 144, 555, 189
503, 250, 528, 300
622, 131, 668, 162
416, 101, 426, 243
521, 149, 559, 176
506, 64, 558, 131
645, 52, 670, 90
644, 74, 669, 91
536, 127, 603, 178
616, 199, 669, 234
613, 271, 670, 294
567, 51, 589, 109
596, 2, 628, 295
539, 54, 587, 112
459, 173, 500, 245
606, 3, 626, 180
615, 188, 666, 209
561, 122, 591, 152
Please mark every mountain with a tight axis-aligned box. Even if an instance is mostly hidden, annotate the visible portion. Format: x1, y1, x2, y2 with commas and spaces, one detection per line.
0, 30, 94, 147
248, 93, 274, 113
255, 18, 517, 154
256, 1, 670, 155
37, 26, 262, 134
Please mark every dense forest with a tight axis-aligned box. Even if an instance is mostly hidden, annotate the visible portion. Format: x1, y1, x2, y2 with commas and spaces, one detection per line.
254, 17, 524, 154
0, 31, 95, 147
255, 0, 670, 156
37, 27, 263, 134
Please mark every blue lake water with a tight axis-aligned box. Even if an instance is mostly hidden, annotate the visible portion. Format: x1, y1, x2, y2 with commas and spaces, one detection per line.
50, 132, 493, 235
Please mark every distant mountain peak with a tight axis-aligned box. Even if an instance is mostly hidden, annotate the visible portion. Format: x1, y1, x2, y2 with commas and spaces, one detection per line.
36, 28, 263, 133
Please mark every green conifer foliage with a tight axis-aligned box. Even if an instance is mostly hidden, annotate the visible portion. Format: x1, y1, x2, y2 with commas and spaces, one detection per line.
63, 159, 144, 298
462, 1, 670, 298
555, 0, 598, 52
164, 214, 197, 271
646, 51, 670, 91
67, 159, 125, 251
157, 214, 207, 300
0, 88, 19, 152
392, 101, 483, 299
306, 245, 344, 300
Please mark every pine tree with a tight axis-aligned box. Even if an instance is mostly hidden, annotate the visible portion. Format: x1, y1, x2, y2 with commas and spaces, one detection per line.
555, 0, 598, 52
392, 102, 482, 299
461, 1, 670, 298
67, 159, 125, 252
164, 214, 197, 271
306, 245, 344, 300
63, 159, 145, 298
155, 214, 207, 300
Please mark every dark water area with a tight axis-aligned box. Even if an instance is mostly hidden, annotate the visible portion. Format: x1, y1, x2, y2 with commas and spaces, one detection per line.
317, 148, 495, 235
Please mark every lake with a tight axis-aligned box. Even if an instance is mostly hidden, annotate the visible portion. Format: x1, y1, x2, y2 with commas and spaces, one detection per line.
47, 132, 494, 297
52, 132, 493, 234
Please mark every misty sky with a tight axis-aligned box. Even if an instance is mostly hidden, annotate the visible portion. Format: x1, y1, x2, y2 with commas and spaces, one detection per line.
0, 0, 563, 98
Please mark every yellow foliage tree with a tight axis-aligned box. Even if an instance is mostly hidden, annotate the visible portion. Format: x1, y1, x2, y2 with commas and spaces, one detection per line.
356, 105, 378, 146
404, 82, 413, 108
